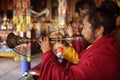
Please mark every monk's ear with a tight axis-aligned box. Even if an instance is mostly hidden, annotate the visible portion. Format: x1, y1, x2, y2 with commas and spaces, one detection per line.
96, 26, 104, 36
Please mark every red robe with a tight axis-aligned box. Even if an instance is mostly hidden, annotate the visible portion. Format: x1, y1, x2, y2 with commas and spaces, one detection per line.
39, 34, 120, 80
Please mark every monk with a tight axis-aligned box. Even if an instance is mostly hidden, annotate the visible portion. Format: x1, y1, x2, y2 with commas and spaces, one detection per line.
38, 8, 120, 80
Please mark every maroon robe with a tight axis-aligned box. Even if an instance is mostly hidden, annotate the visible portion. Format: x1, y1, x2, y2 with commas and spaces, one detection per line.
39, 34, 120, 80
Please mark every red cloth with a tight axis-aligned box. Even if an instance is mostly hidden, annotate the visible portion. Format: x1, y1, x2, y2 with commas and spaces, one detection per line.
39, 34, 120, 80
71, 34, 85, 54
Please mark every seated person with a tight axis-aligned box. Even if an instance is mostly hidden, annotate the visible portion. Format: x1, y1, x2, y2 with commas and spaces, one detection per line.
38, 8, 120, 80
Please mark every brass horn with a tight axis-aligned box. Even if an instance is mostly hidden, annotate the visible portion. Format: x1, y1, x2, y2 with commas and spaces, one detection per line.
6, 33, 32, 48
6, 33, 83, 48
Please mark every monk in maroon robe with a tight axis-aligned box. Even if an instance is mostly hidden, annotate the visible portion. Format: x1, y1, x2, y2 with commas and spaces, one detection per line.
38, 8, 120, 80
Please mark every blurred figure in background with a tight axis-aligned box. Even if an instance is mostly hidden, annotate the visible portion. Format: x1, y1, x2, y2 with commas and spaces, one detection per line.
100, 0, 120, 27
100, 0, 120, 40
76, 0, 96, 23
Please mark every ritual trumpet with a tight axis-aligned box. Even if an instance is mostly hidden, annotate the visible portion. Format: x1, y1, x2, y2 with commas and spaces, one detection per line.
6, 33, 83, 48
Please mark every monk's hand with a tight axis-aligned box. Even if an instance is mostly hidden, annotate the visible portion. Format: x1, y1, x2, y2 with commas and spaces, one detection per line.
38, 36, 52, 53
65, 24, 74, 37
